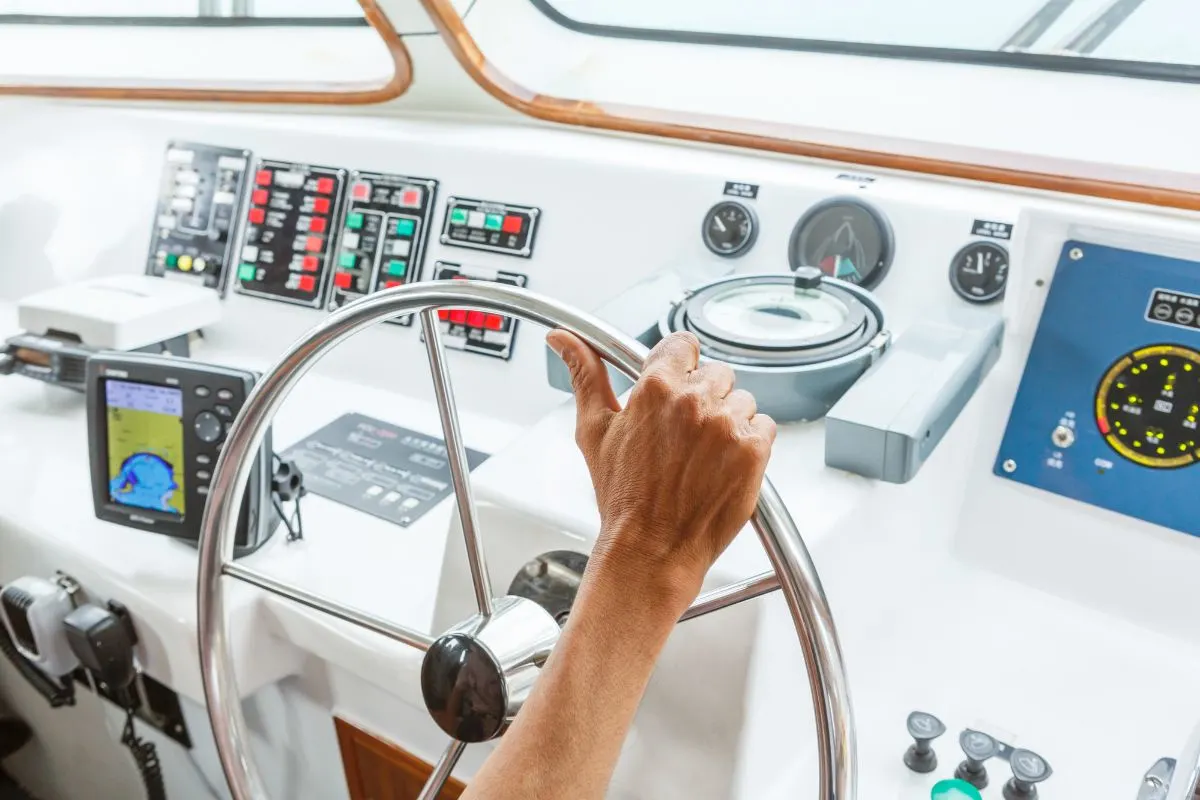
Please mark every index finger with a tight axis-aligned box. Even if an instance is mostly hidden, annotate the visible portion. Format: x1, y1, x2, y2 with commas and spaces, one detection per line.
644, 332, 700, 378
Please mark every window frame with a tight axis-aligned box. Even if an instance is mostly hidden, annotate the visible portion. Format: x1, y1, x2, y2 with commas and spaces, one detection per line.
415, 0, 1200, 213
0, 0, 410, 104
524, 0, 1200, 85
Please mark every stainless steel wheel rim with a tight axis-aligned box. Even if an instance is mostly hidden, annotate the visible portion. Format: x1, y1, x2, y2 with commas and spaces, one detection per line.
196, 280, 857, 800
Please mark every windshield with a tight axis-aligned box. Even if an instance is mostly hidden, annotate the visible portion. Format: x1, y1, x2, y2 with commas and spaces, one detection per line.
0, 0, 364, 21
533, 0, 1200, 81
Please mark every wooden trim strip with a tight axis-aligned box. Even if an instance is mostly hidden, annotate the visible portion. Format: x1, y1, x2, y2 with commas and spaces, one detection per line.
418, 0, 1200, 213
0, 0, 410, 105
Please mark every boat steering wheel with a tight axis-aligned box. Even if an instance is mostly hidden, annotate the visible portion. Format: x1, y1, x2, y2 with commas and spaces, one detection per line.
196, 281, 857, 799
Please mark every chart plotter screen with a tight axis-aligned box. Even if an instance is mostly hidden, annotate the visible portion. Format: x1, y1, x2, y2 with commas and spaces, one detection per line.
105, 380, 186, 517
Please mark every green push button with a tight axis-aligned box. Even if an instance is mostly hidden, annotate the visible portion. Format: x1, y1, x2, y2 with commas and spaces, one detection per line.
449, 207, 468, 225
165, 253, 179, 268
395, 218, 415, 237
930, 779, 982, 800
484, 213, 503, 231
338, 252, 356, 269
237, 263, 257, 282
346, 212, 364, 230
386, 260, 406, 277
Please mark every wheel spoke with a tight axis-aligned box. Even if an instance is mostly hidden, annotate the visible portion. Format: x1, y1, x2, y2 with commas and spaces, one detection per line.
416, 739, 466, 800
679, 570, 780, 622
420, 309, 494, 617
223, 562, 434, 651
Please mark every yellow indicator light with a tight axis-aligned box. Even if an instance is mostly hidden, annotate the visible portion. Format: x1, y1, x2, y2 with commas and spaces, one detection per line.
1117, 382, 1126, 389
1129, 395, 1140, 404
1161, 358, 1170, 366
1111, 403, 1119, 410
1191, 405, 1199, 414
1187, 364, 1194, 372
1134, 440, 1142, 447
1158, 447, 1167, 455
1181, 444, 1189, 452
1189, 416, 1196, 423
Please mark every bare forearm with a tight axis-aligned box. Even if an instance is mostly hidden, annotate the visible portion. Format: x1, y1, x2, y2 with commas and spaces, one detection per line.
462, 552, 687, 800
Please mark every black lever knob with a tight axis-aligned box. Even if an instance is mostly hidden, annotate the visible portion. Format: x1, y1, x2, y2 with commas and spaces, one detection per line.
903, 711, 946, 773
793, 266, 823, 290
1003, 749, 1052, 800
954, 729, 999, 789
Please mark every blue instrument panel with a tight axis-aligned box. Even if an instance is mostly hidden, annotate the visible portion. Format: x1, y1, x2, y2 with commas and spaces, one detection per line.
995, 241, 1200, 537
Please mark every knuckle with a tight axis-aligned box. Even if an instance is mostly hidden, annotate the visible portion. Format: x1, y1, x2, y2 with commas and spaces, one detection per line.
680, 389, 707, 421
636, 371, 673, 400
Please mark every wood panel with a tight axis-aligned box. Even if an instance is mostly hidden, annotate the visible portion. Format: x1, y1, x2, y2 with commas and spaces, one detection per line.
335, 718, 466, 800
0, 0, 410, 104
417, 0, 1200, 213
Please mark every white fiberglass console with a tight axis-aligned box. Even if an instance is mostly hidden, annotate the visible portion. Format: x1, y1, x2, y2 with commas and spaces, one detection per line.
1, 100, 1199, 800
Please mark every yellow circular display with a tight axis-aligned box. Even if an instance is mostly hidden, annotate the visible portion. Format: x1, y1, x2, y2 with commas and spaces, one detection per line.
1095, 344, 1200, 469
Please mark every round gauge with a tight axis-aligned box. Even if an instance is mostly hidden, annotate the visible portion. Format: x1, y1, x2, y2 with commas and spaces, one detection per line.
702, 201, 758, 258
1095, 344, 1200, 469
950, 241, 1009, 303
788, 197, 894, 289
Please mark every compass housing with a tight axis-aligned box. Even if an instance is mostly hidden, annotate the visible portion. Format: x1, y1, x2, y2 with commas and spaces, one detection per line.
660, 270, 889, 421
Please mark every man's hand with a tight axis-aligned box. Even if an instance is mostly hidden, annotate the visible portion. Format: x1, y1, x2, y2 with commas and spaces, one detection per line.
547, 329, 777, 615
462, 331, 776, 800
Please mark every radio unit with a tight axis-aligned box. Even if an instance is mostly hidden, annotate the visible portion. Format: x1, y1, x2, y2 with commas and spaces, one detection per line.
85, 352, 278, 556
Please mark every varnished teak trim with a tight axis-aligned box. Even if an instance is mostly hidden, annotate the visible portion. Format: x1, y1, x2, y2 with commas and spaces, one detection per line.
417, 0, 1200, 213
335, 717, 466, 800
0, 0, 410, 104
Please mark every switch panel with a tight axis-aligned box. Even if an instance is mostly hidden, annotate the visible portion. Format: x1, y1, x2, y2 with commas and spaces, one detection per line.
146, 141, 251, 293
328, 170, 438, 324
440, 196, 540, 258
234, 159, 347, 308
426, 262, 527, 360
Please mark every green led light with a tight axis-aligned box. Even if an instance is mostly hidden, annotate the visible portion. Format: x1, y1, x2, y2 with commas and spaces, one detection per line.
450, 207, 469, 225
237, 264, 257, 282
395, 218, 415, 237
346, 212, 364, 230
930, 779, 982, 800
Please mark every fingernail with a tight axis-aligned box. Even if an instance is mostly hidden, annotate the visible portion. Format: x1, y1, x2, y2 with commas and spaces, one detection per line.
546, 332, 564, 358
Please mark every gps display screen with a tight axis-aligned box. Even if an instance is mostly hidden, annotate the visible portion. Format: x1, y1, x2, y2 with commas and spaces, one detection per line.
105, 380, 186, 517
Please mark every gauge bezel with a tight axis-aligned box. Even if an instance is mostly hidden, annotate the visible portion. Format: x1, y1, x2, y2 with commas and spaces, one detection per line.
787, 195, 895, 290
949, 240, 1009, 304
701, 200, 758, 258
1094, 343, 1200, 470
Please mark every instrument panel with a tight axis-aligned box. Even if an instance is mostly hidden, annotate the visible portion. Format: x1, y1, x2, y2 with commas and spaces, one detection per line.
130, 137, 1022, 375
995, 241, 1200, 537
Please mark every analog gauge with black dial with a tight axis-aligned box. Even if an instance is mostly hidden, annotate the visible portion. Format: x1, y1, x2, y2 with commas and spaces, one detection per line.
702, 201, 758, 258
1095, 344, 1200, 469
950, 241, 1009, 303
788, 197, 894, 289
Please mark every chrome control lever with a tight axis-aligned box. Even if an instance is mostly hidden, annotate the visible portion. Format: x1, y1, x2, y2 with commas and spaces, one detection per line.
1139, 718, 1200, 800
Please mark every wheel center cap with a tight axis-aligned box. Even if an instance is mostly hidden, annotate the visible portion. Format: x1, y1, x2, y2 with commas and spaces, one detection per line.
420, 596, 561, 743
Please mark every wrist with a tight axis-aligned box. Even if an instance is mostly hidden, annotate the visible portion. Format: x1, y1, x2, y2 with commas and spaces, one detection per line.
585, 525, 705, 620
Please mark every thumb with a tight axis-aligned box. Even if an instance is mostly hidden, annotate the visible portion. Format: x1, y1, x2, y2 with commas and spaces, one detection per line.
547, 329, 619, 442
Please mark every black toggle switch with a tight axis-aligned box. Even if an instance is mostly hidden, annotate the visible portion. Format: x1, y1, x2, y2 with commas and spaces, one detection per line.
903, 711, 946, 773
1003, 748, 1052, 799
955, 729, 999, 789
